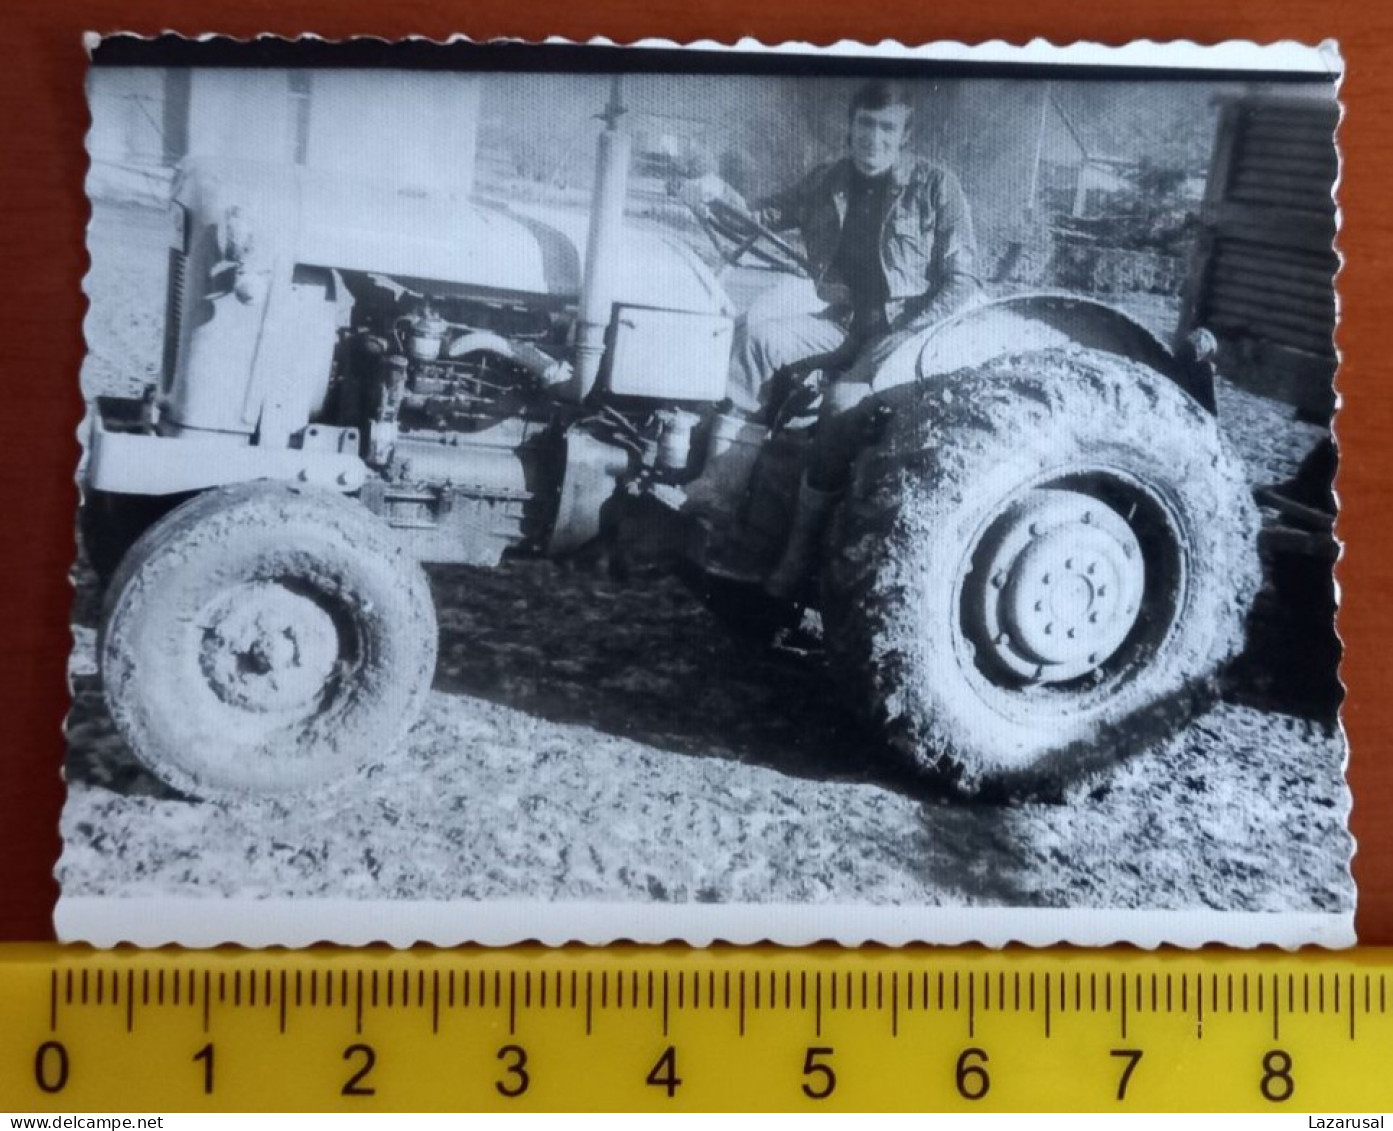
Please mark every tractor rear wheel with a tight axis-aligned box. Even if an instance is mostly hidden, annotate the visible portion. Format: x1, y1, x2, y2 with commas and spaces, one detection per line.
822, 347, 1260, 793
99, 481, 438, 799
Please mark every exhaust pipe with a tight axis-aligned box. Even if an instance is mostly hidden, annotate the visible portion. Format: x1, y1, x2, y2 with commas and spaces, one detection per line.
571, 75, 632, 402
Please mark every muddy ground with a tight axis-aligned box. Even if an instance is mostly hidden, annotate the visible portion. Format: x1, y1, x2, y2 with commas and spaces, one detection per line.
58, 200, 1351, 925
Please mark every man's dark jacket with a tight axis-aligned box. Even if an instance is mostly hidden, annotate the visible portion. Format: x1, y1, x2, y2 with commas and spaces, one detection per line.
752, 155, 980, 333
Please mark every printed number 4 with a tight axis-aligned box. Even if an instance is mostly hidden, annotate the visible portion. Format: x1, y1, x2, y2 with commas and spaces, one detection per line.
647, 1046, 682, 1098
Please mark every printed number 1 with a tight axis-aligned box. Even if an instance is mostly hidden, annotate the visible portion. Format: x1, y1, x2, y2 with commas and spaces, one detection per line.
1110, 1049, 1142, 1101
193, 1042, 214, 1094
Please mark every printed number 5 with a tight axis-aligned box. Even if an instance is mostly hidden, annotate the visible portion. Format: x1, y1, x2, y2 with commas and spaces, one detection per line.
801, 1046, 836, 1099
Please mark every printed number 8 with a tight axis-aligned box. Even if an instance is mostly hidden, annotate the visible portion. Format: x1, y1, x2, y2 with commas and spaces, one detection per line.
1261, 1049, 1294, 1103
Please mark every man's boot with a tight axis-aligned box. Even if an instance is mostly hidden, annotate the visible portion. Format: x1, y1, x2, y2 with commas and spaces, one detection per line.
764, 475, 839, 602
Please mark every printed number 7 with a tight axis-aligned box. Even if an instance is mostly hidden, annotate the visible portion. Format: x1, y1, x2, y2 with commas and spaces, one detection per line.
1111, 1049, 1143, 1101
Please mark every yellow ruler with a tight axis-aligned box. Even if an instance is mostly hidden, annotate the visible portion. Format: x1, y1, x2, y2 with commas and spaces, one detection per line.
0, 944, 1389, 1111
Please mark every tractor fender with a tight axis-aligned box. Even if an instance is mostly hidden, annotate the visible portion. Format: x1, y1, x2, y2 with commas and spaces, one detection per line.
871, 293, 1216, 413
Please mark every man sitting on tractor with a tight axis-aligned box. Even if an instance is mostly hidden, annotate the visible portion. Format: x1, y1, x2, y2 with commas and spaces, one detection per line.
683, 79, 981, 598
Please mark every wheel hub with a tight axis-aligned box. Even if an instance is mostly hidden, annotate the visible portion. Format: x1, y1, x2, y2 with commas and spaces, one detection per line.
199, 582, 341, 714
974, 489, 1145, 683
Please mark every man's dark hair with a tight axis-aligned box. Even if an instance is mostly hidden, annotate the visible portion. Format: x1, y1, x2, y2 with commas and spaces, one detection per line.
848, 79, 913, 120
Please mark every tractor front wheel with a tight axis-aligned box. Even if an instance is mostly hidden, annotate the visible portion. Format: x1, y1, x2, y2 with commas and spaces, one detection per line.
99, 481, 438, 799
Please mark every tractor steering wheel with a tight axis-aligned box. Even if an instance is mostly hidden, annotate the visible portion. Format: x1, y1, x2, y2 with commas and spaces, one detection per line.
695, 198, 816, 278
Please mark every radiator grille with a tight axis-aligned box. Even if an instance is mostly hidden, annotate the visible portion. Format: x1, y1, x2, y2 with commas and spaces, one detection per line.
161, 246, 187, 394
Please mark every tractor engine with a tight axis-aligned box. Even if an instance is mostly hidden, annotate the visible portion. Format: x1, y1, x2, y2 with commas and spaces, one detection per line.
326, 277, 571, 567
87, 111, 742, 574
323, 273, 731, 568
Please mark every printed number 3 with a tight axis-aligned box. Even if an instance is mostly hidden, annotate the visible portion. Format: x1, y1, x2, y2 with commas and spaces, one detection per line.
496, 1044, 530, 1098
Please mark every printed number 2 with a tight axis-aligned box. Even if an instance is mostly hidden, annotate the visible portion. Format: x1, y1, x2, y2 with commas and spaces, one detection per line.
646, 1046, 682, 1098
341, 1043, 377, 1097
1111, 1049, 1142, 1101
801, 1046, 836, 1099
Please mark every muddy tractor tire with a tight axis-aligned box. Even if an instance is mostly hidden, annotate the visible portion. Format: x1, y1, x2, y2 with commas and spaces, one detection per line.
822, 347, 1261, 793
99, 481, 438, 799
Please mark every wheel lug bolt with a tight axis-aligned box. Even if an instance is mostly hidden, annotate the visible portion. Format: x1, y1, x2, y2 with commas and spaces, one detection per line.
991, 571, 1006, 589
1089, 612, 1099, 623
1067, 628, 1076, 639
1041, 573, 1051, 585
1082, 511, 1093, 524
1088, 652, 1099, 664
1065, 558, 1074, 569
1087, 562, 1097, 575
1097, 586, 1107, 597
1044, 623, 1054, 635
1034, 600, 1043, 612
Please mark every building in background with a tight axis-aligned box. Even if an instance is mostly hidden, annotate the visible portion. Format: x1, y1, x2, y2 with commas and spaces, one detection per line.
87, 67, 481, 200
1178, 92, 1339, 417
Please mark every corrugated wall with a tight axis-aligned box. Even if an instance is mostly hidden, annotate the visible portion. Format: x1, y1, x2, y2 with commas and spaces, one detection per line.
1182, 95, 1339, 416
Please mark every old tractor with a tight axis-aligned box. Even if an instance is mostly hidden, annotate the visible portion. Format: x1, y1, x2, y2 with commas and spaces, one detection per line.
81, 85, 1259, 799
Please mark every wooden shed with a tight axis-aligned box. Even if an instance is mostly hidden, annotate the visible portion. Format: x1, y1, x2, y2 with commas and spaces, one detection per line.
1178, 93, 1339, 418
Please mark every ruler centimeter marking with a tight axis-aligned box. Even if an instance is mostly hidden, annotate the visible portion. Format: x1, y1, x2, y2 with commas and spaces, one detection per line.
5, 949, 1392, 1110
28, 966, 1391, 1037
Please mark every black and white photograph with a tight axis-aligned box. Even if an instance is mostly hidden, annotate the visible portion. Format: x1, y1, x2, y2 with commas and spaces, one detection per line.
59, 37, 1351, 946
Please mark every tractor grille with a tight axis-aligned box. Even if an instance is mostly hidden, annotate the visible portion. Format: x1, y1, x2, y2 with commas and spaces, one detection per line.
161, 246, 187, 394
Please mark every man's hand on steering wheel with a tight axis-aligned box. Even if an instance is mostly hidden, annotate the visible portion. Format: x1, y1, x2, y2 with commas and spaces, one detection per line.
678, 173, 743, 213
677, 176, 815, 277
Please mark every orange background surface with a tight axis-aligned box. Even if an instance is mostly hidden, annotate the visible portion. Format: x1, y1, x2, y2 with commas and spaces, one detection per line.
1, 0, 1386, 944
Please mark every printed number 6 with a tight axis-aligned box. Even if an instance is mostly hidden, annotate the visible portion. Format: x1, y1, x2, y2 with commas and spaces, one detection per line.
955, 1047, 990, 1101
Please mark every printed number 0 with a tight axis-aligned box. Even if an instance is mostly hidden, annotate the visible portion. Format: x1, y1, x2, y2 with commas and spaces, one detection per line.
801, 1046, 836, 1099
955, 1047, 990, 1101
33, 1041, 69, 1094
496, 1044, 530, 1098
1261, 1049, 1294, 1103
